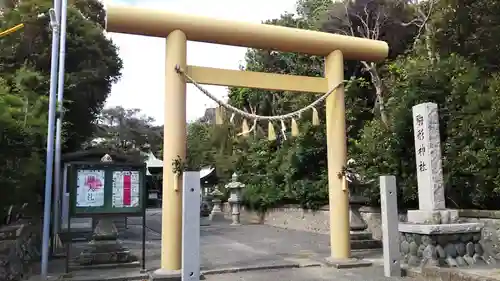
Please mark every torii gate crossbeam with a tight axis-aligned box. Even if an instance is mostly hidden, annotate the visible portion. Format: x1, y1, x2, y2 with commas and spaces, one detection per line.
105, 4, 389, 277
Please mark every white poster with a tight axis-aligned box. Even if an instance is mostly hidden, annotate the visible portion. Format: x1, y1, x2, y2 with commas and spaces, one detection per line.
76, 169, 105, 207
112, 171, 140, 208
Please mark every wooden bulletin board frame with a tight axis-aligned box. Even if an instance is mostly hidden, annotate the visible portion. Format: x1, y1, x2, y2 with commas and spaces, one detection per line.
67, 161, 147, 217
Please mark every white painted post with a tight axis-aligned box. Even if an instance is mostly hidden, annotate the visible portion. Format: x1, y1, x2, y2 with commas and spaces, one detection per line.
182, 171, 201, 281
380, 175, 401, 277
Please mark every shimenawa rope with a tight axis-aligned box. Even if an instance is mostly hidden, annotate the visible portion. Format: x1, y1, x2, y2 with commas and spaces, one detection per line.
175, 65, 346, 136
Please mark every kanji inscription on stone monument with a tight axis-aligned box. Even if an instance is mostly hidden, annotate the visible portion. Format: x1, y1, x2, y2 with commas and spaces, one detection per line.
412, 102, 445, 211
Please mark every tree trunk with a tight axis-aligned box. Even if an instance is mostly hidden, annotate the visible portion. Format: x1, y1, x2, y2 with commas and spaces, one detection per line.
424, 22, 439, 63
364, 62, 390, 128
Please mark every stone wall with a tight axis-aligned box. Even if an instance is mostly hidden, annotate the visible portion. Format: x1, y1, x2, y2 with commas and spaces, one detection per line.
224, 204, 500, 249
223, 204, 332, 234
0, 221, 42, 281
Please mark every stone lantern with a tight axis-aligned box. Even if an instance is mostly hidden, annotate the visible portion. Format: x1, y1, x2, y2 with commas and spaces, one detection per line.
225, 173, 245, 225
209, 186, 224, 222
345, 167, 368, 232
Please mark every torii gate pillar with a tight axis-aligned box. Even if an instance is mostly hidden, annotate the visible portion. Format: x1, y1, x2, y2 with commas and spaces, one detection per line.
325, 50, 350, 260
161, 30, 187, 271
105, 4, 389, 277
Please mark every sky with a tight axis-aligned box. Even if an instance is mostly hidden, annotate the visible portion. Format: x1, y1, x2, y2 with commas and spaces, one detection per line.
105, 0, 298, 124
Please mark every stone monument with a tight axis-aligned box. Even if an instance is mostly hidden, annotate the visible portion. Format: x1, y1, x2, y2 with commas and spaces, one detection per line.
208, 186, 225, 222
406, 103, 451, 223
399, 103, 484, 267
225, 173, 245, 225
75, 154, 138, 267
405, 103, 458, 224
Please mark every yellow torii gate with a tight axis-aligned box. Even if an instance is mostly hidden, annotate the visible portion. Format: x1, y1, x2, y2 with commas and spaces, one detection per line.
106, 4, 388, 275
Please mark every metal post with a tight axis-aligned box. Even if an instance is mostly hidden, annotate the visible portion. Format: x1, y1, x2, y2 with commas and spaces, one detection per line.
40, 2, 61, 279
182, 171, 201, 281
52, 0, 69, 241
141, 205, 146, 272
61, 164, 70, 228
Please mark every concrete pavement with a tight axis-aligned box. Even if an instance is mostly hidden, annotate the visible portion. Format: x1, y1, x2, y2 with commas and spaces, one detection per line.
203, 266, 409, 281
32, 209, 484, 281
126, 209, 385, 271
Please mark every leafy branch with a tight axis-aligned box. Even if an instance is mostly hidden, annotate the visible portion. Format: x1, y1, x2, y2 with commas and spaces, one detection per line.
171, 155, 187, 175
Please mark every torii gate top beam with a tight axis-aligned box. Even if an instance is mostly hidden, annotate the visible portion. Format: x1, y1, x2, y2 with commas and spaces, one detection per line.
105, 4, 389, 62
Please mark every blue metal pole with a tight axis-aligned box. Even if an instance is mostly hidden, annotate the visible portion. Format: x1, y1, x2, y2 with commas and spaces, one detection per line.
40, 1, 61, 279
52, 0, 69, 246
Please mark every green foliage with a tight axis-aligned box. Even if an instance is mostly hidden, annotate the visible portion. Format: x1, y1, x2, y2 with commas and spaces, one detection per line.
185, 0, 500, 212
434, 0, 500, 73
0, 67, 47, 218
0, 0, 122, 219
90, 106, 163, 153
354, 54, 500, 208
186, 121, 217, 170
0, 0, 123, 151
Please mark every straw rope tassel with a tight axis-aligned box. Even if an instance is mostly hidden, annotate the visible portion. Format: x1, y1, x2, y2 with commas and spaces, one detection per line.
280, 119, 287, 141
312, 107, 320, 126
342, 176, 348, 191
241, 119, 250, 137
268, 121, 276, 141
291, 118, 299, 137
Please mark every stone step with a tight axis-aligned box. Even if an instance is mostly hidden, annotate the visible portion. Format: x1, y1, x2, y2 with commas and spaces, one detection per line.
350, 231, 373, 241
58, 230, 93, 243
112, 218, 127, 231
351, 239, 382, 250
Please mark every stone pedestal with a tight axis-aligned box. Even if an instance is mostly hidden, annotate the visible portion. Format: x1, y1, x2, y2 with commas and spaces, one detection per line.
209, 198, 225, 222
399, 223, 486, 267
348, 195, 381, 250
229, 203, 241, 225
226, 173, 245, 226
200, 216, 211, 226
75, 218, 138, 267
349, 195, 368, 231
407, 209, 459, 224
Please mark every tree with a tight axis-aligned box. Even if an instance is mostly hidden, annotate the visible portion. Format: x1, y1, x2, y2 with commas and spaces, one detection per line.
354, 54, 500, 208
222, 8, 338, 211
185, 0, 500, 212
0, 0, 123, 151
186, 121, 213, 169
0, 67, 48, 218
433, 0, 500, 73
90, 106, 163, 153
322, 0, 424, 126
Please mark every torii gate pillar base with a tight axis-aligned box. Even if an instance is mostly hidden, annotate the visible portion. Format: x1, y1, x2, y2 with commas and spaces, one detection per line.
151, 269, 181, 281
